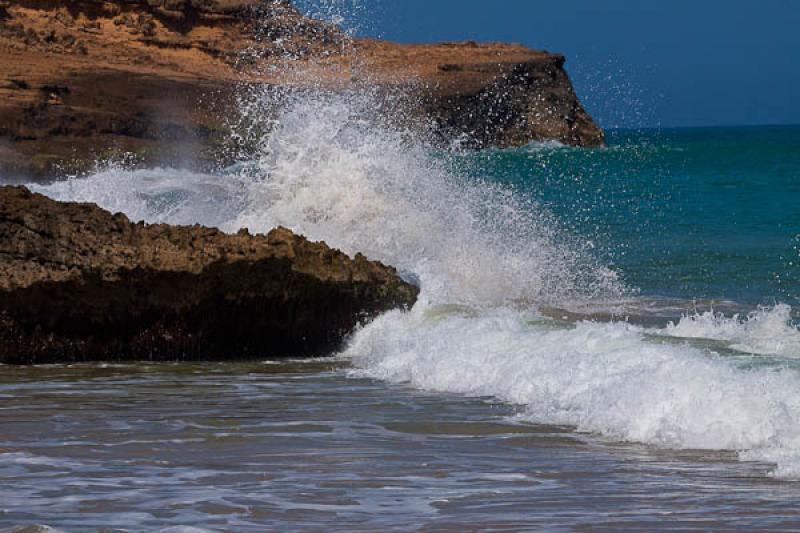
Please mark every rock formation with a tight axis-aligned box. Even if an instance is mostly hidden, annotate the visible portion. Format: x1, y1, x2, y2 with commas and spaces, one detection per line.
0, 185, 418, 364
353, 39, 603, 149
0, 0, 603, 179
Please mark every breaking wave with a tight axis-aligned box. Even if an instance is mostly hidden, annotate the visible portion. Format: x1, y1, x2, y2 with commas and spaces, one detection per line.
21, 89, 800, 479
345, 306, 800, 478
659, 304, 800, 357
30, 91, 623, 308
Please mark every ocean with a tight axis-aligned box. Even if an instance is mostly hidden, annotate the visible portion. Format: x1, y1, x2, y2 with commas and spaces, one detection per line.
3, 93, 800, 529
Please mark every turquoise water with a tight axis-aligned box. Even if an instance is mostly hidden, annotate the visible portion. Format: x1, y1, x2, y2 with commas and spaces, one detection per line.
458, 125, 800, 308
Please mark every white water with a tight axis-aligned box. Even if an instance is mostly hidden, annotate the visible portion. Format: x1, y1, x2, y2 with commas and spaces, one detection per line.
660, 304, 800, 357
345, 306, 800, 478
21, 92, 800, 479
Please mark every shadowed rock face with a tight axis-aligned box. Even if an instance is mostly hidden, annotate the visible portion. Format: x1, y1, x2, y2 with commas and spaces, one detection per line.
0, 186, 418, 364
423, 53, 602, 149
0, 0, 603, 180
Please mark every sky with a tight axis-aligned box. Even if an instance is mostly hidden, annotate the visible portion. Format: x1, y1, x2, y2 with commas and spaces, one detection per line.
295, 0, 800, 129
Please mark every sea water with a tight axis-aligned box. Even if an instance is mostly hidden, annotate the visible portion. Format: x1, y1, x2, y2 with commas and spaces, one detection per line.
3, 93, 800, 529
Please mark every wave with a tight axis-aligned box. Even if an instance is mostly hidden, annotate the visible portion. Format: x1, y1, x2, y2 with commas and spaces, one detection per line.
27, 166, 250, 230
28, 91, 624, 308
345, 305, 800, 478
659, 303, 800, 357
17, 89, 800, 479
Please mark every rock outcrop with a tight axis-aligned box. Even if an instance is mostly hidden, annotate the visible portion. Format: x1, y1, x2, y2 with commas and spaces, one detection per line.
0, 185, 418, 364
0, 0, 603, 179
351, 39, 603, 149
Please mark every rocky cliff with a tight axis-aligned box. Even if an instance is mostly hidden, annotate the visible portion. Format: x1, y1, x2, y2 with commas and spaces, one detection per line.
0, 0, 603, 179
0, 185, 418, 364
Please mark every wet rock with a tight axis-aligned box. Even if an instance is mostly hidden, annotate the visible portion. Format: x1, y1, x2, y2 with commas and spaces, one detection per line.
427, 56, 604, 148
0, 186, 419, 364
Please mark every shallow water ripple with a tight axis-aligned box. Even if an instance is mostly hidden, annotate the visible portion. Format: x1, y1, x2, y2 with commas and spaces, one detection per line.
2, 362, 800, 531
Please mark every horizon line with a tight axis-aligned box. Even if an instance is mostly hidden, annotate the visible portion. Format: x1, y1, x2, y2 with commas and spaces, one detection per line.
607, 122, 800, 132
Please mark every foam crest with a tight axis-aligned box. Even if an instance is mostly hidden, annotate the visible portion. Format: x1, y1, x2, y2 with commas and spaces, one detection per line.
28, 166, 250, 230
228, 91, 624, 306
30, 91, 624, 307
660, 304, 800, 357
345, 306, 800, 477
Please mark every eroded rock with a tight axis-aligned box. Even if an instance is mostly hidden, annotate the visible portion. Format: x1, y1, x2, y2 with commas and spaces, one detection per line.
0, 186, 418, 364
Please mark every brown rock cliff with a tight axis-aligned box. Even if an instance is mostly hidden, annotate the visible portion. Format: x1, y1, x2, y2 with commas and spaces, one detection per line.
0, 0, 603, 179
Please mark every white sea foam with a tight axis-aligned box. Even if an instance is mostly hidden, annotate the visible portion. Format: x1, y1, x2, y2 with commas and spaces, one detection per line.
345, 306, 800, 477
28, 166, 250, 230
29, 91, 623, 308
521, 139, 568, 152
0, 526, 67, 533
18, 90, 800, 478
660, 304, 800, 357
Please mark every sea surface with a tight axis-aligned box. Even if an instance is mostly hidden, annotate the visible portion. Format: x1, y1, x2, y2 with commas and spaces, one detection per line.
3, 99, 800, 530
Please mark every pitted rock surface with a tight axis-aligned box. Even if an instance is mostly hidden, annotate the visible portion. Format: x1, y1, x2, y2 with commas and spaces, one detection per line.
0, 186, 419, 363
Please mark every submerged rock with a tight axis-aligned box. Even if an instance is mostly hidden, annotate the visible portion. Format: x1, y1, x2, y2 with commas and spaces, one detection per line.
0, 186, 418, 364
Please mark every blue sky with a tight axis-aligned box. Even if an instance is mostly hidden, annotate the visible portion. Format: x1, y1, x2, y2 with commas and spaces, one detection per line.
296, 0, 800, 129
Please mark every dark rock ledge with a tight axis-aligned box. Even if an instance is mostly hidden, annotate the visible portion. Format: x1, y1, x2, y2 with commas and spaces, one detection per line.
0, 185, 418, 364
